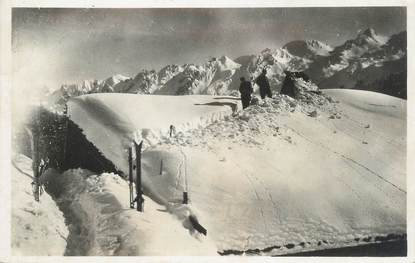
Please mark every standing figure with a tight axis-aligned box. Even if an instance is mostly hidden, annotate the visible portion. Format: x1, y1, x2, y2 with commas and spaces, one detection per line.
169, 125, 176, 137
255, 69, 272, 99
239, 77, 253, 109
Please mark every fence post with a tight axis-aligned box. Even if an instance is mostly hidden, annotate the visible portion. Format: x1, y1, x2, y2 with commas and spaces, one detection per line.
135, 141, 144, 212
183, 191, 188, 204
182, 149, 189, 204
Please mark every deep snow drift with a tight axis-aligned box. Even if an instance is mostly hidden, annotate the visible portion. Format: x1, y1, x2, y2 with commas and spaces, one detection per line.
63, 89, 406, 255
68, 94, 239, 172
11, 154, 68, 256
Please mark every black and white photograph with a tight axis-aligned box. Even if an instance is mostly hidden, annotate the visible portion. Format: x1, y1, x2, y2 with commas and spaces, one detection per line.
1, 1, 413, 260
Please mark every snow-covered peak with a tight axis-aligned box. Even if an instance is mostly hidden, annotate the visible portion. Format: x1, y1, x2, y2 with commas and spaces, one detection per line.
61, 79, 99, 95
158, 64, 183, 83
260, 47, 291, 57
355, 28, 388, 45
104, 74, 130, 86
337, 28, 387, 54
306, 40, 334, 55
310, 28, 390, 80
259, 48, 295, 65
358, 28, 377, 38
216, 55, 241, 71
283, 40, 333, 58
112, 74, 130, 82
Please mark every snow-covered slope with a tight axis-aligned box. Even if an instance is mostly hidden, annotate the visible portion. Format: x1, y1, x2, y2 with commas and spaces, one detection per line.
66, 89, 405, 255
154, 89, 406, 255
11, 154, 68, 256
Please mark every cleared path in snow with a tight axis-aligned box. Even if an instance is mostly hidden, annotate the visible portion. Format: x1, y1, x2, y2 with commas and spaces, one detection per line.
43, 169, 217, 256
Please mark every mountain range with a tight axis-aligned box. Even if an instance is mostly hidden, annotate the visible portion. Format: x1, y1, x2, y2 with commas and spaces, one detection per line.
48, 28, 407, 105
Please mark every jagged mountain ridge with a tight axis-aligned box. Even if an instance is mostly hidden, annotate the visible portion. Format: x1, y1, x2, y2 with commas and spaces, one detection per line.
315, 31, 406, 98
48, 28, 406, 104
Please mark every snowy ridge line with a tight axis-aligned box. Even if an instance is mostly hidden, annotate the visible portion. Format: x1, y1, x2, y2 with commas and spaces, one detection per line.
283, 124, 406, 194
218, 233, 407, 256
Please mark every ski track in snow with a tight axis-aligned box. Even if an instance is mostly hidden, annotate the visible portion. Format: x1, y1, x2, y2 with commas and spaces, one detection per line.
282, 124, 406, 194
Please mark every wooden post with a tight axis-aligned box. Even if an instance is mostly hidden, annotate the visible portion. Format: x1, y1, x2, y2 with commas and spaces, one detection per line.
135, 141, 144, 212
159, 159, 163, 175
182, 150, 189, 204
182, 191, 188, 204
128, 147, 134, 208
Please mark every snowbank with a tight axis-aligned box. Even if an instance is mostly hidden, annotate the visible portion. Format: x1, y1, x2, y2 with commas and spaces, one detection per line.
11, 154, 68, 256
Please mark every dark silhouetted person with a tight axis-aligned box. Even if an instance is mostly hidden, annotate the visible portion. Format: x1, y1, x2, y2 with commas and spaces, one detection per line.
255, 69, 272, 99
239, 77, 253, 109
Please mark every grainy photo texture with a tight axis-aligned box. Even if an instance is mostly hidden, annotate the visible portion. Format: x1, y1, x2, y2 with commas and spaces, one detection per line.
11, 7, 407, 256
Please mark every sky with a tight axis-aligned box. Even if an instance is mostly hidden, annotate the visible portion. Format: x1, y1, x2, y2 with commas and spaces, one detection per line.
12, 7, 406, 93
